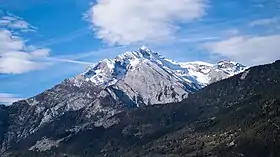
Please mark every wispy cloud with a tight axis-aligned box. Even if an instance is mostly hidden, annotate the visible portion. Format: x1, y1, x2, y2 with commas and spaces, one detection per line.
249, 16, 279, 27
51, 45, 129, 61
45, 57, 93, 65
85, 0, 208, 45
37, 46, 130, 67
0, 13, 37, 32
178, 36, 220, 43
223, 28, 240, 36
0, 93, 23, 105
35, 27, 90, 47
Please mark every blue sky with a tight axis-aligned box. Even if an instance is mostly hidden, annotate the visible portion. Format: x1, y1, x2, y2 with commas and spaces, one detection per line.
0, 0, 280, 104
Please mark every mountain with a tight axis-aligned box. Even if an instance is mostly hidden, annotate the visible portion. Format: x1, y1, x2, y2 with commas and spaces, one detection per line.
0, 46, 247, 156
1, 59, 279, 157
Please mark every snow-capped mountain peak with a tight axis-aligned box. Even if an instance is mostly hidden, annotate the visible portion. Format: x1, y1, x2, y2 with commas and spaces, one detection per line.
217, 60, 247, 76
140, 45, 151, 52
74, 46, 247, 110
81, 47, 246, 89
81, 46, 174, 86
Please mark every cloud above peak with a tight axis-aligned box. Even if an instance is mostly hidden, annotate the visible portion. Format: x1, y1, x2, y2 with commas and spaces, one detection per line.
86, 0, 207, 45
203, 34, 280, 66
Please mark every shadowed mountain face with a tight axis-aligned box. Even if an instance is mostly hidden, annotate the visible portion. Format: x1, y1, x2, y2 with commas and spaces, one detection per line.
0, 47, 258, 157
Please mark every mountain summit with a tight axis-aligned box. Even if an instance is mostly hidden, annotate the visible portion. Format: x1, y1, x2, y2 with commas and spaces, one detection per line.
70, 46, 246, 107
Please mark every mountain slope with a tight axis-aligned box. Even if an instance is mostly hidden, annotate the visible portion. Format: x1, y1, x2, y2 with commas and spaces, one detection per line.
0, 46, 196, 150
2, 60, 279, 157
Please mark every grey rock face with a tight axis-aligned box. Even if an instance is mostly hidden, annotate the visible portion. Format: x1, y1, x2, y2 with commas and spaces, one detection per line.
78, 46, 200, 107
113, 61, 188, 106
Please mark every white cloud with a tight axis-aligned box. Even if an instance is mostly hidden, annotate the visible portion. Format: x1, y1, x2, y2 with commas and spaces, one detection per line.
0, 93, 22, 105
249, 17, 279, 27
0, 23, 50, 74
0, 12, 54, 74
86, 0, 207, 45
203, 35, 280, 65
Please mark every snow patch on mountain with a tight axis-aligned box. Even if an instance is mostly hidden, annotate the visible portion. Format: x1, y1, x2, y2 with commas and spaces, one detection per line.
179, 60, 246, 86
217, 60, 247, 76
